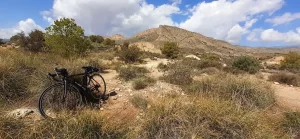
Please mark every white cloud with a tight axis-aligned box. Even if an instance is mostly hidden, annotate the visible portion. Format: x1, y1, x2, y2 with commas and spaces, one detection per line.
261, 28, 300, 44
226, 19, 257, 44
247, 28, 264, 42
43, 0, 180, 36
179, 0, 284, 44
266, 12, 300, 26
0, 18, 43, 39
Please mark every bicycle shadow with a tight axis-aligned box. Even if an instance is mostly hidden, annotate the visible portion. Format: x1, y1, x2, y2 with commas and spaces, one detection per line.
103, 91, 118, 101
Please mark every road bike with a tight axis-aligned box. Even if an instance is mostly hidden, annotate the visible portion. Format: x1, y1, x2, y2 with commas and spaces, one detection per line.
38, 66, 106, 118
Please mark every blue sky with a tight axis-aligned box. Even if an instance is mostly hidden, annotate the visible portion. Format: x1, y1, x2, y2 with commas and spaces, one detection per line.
1, 0, 300, 47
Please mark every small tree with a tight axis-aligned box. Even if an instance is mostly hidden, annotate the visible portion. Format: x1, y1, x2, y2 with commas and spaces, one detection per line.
45, 18, 90, 57
161, 42, 179, 59
103, 38, 115, 46
89, 35, 104, 43
25, 30, 45, 52
0, 39, 5, 45
232, 56, 261, 74
118, 45, 142, 63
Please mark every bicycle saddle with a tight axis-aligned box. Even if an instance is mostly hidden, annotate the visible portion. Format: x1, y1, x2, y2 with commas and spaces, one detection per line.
82, 66, 99, 73
55, 68, 69, 76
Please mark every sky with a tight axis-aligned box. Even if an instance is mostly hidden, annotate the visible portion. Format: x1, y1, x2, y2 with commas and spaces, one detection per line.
0, 0, 300, 47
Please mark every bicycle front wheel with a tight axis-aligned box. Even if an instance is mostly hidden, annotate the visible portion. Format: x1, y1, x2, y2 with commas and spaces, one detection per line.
38, 82, 82, 118
88, 74, 106, 99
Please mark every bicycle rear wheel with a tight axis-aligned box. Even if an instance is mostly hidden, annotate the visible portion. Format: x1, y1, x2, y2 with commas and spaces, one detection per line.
88, 74, 106, 99
38, 82, 82, 118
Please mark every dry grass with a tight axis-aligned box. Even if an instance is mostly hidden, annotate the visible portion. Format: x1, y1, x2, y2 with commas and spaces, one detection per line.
183, 73, 275, 109
269, 72, 300, 86
130, 95, 149, 110
0, 110, 135, 139
138, 96, 287, 139
281, 111, 300, 137
0, 49, 111, 105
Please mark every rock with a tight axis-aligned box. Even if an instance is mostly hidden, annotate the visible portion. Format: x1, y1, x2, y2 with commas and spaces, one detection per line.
112, 96, 118, 100
130, 93, 133, 96
100, 108, 104, 111
185, 55, 201, 60
181, 93, 185, 96
7, 108, 36, 119
274, 82, 280, 85
290, 85, 294, 87
223, 63, 227, 67
118, 94, 123, 97
115, 88, 121, 91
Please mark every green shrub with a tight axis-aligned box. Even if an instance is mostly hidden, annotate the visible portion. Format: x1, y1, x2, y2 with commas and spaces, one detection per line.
117, 66, 149, 81
103, 38, 115, 46
118, 45, 142, 63
269, 72, 300, 86
89, 35, 104, 43
24, 30, 46, 52
161, 42, 179, 59
132, 77, 156, 90
157, 62, 169, 72
0, 39, 5, 45
232, 56, 261, 74
45, 18, 91, 57
280, 52, 300, 71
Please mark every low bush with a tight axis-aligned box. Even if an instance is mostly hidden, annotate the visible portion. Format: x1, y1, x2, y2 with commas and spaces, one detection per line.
117, 66, 149, 81
161, 42, 179, 59
132, 77, 156, 90
130, 95, 149, 110
269, 72, 300, 86
162, 65, 193, 86
280, 52, 300, 72
117, 45, 142, 63
232, 56, 261, 74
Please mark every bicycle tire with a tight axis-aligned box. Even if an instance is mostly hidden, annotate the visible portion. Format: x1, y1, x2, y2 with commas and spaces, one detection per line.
88, 74, 106, 99
38, 82, 83, 118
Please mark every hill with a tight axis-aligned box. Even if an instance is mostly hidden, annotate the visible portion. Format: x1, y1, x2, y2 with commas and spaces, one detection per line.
121, 25, 300, 58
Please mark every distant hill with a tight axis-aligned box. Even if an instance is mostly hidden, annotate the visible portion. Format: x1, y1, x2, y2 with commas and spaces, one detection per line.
120, 25, 300, 57
104, 34, 126, 40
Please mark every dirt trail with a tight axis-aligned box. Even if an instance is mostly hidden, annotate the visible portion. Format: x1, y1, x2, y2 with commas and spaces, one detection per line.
274, 84, 300, 111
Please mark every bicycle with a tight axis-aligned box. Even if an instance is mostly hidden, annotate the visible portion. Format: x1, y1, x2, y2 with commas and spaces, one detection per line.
38, 66, 106, 118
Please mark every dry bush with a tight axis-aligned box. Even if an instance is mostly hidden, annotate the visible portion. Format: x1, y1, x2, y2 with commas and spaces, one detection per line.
162, 64, 193, 85
181, 58, 223, 70
281, 111, 300, 137
130, 95, 149, 110
269, 72, 300, 86
280, 52, 300, 72
132, 76, 156, 90
183, 73, 275, 109
0, 110, 134, 139
117, 45, 142, 63
138, 96, 287, 139
117, 65, 149, 81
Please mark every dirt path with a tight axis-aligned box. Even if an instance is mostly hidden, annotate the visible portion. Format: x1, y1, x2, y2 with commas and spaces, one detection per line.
274, 84, 300, 111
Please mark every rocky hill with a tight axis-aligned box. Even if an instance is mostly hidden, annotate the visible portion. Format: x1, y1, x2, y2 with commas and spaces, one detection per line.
123, 25, 300, 57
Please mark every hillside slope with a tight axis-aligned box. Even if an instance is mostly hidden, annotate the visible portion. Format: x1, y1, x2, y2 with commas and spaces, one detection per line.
122, 25, 300, 57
